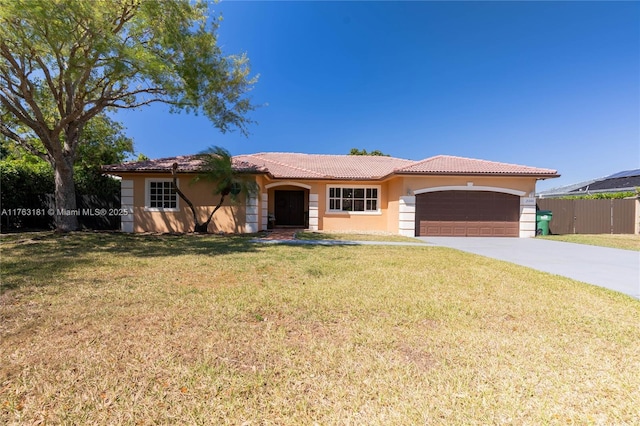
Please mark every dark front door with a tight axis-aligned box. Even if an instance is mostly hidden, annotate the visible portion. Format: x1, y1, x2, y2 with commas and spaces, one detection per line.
274, 190, 305, 227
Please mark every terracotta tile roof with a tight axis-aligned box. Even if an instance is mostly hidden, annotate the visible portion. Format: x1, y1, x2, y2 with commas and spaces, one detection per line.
103, 153, 558, 179
102, 155, 264, 173
234, 152, 415, 179
396, 155, 559, 176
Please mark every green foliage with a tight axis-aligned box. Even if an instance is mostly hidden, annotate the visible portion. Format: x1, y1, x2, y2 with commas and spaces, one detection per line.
1, 112, 131, 198
0, 0, 257, 140
73, 167, 120, 199
0, 157, 121, 230
349, 148, 390, 156
559, 191, 637, 200
195, 146, 259, 199
0, 160, 54, 229
0, 114, 126, 229
72, 114, 133, 197
0, 159, 54, 197
1, 0, 257, 230
0, 142, 9, 159
0, 156, 120, 199
75, 115, 134, 169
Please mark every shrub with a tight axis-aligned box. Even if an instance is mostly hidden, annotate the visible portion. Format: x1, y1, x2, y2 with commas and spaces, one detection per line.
0, 161, 120, 231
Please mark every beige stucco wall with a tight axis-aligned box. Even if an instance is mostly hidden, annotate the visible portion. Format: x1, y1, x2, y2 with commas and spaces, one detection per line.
257, 175, 540, 234
120, 171, 544, 235
314, 180, 390, 232
122, 173, 249, 233
401, 175, 537, 196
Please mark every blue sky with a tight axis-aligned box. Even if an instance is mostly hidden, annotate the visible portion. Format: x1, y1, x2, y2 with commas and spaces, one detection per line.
117, 1, 639, 191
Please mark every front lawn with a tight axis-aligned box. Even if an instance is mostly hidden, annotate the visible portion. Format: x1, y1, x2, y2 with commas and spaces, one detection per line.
1, 232, 639, 424
296, 230, 423, 243
540, 233, 640, 251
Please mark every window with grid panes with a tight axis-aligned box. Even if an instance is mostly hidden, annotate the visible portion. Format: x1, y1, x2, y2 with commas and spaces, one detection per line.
148, 181, 177, 209
328, 187, 378, 212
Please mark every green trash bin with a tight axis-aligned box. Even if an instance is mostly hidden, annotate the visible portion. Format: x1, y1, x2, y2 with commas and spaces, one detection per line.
536, 210, 553, 236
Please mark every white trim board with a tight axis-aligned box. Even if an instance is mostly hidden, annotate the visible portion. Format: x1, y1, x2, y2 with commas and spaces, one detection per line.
414, 185, 526, 197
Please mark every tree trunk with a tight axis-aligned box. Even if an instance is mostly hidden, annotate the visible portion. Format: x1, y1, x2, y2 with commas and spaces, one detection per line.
200, 193, 227, 231
53, 157, 79, 232
171, 163, 206, 232
194, 222, 209, 233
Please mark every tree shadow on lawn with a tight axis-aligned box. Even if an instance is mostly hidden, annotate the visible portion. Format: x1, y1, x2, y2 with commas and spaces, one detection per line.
0, 231, 267, 292
0, 231, 386, 293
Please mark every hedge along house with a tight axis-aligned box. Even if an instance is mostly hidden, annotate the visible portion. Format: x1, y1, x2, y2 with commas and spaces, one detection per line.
103, 153, 559, 237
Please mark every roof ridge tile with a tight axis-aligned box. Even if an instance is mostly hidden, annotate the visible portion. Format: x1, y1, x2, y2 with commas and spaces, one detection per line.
104, 151, 558, 178
244, 154, 327, 178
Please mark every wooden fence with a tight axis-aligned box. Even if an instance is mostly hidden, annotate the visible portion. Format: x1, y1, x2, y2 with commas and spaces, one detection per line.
536, 198, 638, 234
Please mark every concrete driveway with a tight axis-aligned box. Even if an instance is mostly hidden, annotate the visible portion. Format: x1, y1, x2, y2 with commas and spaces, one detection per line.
421, 237, 640, 299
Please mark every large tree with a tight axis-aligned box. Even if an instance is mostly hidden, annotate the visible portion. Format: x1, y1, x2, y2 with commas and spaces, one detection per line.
0, 0, 256, 231
1, 112, 134, 168
1, 113, 134, 230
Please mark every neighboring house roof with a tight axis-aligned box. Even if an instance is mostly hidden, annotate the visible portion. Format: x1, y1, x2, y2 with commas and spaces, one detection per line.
104, 152, 559, 180
538, 169, 640, 197
574, 170, 640, 192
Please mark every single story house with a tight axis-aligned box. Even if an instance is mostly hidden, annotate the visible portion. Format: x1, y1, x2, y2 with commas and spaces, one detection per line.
103, 153, 559, 237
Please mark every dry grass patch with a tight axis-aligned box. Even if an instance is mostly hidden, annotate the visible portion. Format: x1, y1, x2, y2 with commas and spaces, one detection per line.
540, 234, 640, 251
1, 232, 639, 424
296, 230, 423, 243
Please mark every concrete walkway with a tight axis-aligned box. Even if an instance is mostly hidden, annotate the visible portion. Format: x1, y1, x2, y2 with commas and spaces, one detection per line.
421, 237, 640, 299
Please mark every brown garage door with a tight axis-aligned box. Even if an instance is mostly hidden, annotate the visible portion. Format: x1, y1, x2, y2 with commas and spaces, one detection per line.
416, 191, 520, 237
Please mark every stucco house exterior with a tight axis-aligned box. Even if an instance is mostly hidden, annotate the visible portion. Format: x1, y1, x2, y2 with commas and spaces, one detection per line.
103, 153, 559, 237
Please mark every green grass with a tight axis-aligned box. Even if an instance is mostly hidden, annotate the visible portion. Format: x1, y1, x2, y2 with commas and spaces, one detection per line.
296, 230, 424, 243
540, 233, 640, 251
1, 232, 639, 424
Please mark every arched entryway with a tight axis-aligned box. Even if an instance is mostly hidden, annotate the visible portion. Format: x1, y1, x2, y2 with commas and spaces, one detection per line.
264, 182, 312, 229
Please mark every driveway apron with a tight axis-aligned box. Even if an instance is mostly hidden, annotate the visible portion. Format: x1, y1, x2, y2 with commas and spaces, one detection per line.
422, 237, 640, 299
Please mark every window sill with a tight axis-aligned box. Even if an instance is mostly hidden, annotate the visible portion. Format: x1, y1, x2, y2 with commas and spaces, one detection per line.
144, 207, 180, 213
325, 210, 382, 216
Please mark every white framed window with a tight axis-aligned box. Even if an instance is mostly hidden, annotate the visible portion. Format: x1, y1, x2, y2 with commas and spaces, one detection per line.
145, 178, 179, 211
327, 185, 380, 213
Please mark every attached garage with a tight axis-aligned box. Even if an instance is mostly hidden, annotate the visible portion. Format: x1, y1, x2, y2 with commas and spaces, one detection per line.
415, 190, 520, 237
105, 153, 557, 237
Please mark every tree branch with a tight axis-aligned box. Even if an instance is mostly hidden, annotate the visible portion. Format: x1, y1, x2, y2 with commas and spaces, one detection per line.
0, 89, 45, 137
0, 122, 50, 162
1, 45, 54, 139
33, 54, 63, 114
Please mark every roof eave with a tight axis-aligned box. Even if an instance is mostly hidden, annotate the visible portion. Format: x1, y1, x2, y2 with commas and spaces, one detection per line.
101, 167, 268, 175
394, 171, 560, 178
266, 176, 387, 181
